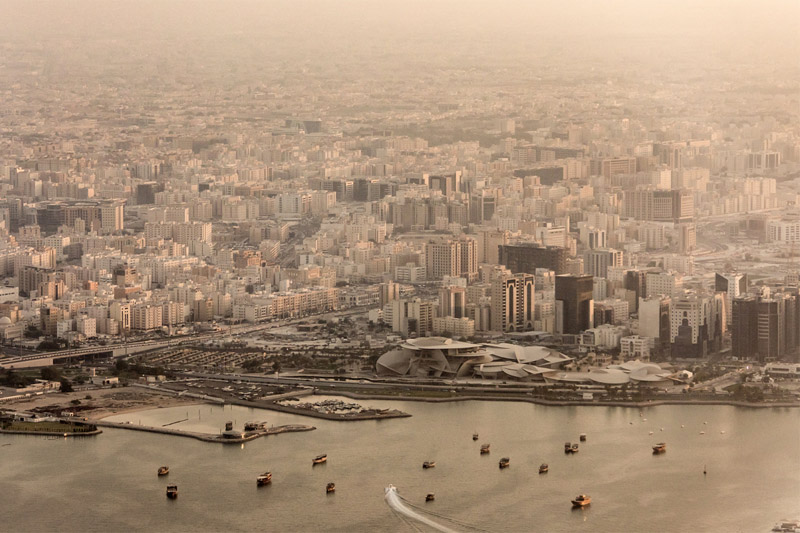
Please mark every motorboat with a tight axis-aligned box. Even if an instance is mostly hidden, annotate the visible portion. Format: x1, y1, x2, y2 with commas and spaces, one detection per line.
157, 466, 169, 476
579, 434, 586, 442
772, 520, 800, 532
313, 454, 327, 465
571, 494, 591, 507
539, 463, 548, 474
571, 443, 579, 453
472, 433, 479, 441
498, 457, 510, 469
426, 493, 435, 502
257, 472, 272, 486
422, 461, 436, 469
480, 443, 490, 454
564, 442, 572, 453
326, 482, 335, 493
652, 443, 666, 454
166, 485, 178, 499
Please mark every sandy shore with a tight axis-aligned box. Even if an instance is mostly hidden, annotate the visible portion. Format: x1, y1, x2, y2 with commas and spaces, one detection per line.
2, 387, 204, 420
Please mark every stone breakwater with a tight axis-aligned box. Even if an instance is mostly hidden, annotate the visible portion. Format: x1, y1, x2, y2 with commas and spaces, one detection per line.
93, 419, 315, 443
226, 397, 412, 421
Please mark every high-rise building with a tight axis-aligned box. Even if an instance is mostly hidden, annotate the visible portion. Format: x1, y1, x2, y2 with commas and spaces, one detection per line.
733, 289, 800, 362
425, 240, 460, 281
638, 296, 671, 349
390, 298, 434, 337
555, 274, 593, 334
757, 298, 783, 360
439, 285, 467, 319
491, 273, 535, 333
476, 229, 509, 265
677, 223, 697, 254
458, 236, 478, 282
624, 270, 648, 311
136, 182, 160, 205
646, 271, 683, 298
669, 291, 724, 358
425, 237, 477, 281
429, 172, 462, 196
732, 296, 758, 359
499, 244, 569, 275
584, 248, 624, 278
715, 273, 749, 326
623, 189, 694, 224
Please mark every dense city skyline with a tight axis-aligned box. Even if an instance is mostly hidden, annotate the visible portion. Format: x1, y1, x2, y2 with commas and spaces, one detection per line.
1, 1, 799, 531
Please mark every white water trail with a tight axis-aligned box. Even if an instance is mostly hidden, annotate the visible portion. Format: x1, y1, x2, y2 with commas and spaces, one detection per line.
384, 486, 459, 533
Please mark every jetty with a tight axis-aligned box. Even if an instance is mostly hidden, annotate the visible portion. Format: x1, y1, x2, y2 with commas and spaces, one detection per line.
93, 420, 315, 444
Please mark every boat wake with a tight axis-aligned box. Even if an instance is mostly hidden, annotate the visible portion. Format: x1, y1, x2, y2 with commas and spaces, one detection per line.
384, 485, 490, 533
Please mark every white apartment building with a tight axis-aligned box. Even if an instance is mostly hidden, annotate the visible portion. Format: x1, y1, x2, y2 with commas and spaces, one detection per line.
767, 218, 800, 243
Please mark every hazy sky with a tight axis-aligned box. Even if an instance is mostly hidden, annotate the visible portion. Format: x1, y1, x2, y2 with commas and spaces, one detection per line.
2, 1, 797, 60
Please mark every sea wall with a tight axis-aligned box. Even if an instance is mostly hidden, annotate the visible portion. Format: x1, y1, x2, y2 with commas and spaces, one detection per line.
327, 391, 800, 409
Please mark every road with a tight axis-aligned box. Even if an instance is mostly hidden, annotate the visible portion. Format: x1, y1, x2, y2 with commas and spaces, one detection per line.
175, 370, 552, 396
692, 369, 743, 393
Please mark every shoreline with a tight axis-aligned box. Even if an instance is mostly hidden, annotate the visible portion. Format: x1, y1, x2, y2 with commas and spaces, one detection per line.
6, 385, 795, 430
324, 391, 800, 409
0, 428, 103, 437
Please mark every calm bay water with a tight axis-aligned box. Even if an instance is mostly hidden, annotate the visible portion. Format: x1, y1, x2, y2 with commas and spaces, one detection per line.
1, 398, 798, 532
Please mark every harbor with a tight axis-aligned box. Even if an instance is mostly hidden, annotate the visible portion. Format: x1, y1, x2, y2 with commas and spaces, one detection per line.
0, 400, 800, 533
2, 398, 798, 532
